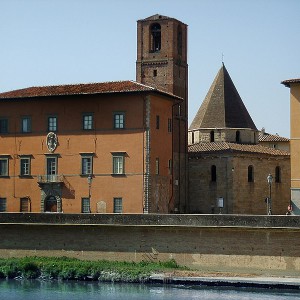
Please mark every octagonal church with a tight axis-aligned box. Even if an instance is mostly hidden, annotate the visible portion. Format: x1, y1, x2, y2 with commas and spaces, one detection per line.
188, 64, 290, 215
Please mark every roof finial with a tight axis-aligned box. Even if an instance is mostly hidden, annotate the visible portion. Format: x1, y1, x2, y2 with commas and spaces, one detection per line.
222, 53, 224, 65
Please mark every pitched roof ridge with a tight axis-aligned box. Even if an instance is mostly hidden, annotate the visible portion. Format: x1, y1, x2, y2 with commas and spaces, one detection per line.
128, 80, 155, 90
0, 80, 134, 94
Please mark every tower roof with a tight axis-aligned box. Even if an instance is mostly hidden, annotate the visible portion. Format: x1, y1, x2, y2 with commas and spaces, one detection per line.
189, 64, 257, 131
138, 14, 187, 25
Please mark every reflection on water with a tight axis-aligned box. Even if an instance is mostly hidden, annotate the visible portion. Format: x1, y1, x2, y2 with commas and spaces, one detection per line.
1, 279, 300, 300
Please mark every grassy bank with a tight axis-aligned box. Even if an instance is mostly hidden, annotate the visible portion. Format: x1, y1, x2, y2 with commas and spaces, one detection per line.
0, 257, 185, 282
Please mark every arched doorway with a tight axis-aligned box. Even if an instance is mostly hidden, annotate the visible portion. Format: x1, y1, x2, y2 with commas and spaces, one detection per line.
45, 196, 58, 212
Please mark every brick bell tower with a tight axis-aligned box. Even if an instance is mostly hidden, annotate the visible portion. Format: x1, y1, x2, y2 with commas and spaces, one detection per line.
136, 14, 188, 213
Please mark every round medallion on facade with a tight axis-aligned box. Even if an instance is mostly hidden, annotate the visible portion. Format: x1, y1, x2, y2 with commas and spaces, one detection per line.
46, 132, 58, 153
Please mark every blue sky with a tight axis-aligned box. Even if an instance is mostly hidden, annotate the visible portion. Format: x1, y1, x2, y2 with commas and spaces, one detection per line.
0, 0, 299, 137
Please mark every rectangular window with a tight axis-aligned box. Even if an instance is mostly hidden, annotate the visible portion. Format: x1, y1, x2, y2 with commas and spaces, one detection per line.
46, 156, 57, 182
20, 198, 29, 212
113, 197, 123, 213
155, 157, 160, 175
21, 116, 31, 133
114, 113, 125, 129
168, 118, 172, 132
0, 118, 8, 134
0, 158, 9, 176
82, 198, 91, 213
112, 153, 125, 175
83, 114, 93, 130
81, 155, 93, 175
0, 198, 6, 212
20, 157, 31, 176
48, 116, 57, 132
156, 115, 160, 129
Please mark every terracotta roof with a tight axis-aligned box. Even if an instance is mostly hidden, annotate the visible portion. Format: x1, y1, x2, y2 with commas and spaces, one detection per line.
259, 131, 289, 142
281, 79, 300, 87
189, 64, 257, 131
188, 142, 289, 156
0, 80, 182, 100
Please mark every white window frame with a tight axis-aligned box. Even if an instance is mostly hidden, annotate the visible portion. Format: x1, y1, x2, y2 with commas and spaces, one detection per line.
45, 155, 58, 182
0, 157, 9, 177
48, 116, 57, 132
80, 154, 94, 175
114, 112, 125, 129
112, 153, 125, 175
83, 114, 93, 130
21, 116, 31, 133
20, 156, 31, 176
82, 197, 91, 213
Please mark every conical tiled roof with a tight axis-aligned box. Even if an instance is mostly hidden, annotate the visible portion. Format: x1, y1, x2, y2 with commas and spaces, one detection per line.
189, 64, 257, 130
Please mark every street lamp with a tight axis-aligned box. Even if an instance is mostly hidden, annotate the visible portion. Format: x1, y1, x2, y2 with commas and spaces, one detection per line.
267, 174, 273, 215
87, 175, 93, 212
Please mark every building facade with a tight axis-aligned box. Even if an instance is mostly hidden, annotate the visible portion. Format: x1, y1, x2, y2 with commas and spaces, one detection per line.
282, 78, 300, 214
0, 81, 181, 213
259, 128, 290, 152
188, 64, 290, 214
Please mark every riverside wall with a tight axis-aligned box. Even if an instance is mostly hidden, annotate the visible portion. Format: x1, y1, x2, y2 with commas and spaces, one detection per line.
1, 213, 300, 277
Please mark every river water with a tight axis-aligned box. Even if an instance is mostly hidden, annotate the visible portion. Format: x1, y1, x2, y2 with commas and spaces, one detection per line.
1, 280, 300, 299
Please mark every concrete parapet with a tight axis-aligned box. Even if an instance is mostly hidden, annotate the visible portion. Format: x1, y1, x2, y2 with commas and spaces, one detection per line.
0, 213, 300, 228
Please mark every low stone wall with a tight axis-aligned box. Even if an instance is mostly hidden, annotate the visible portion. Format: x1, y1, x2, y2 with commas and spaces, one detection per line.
1, 213, 300, 276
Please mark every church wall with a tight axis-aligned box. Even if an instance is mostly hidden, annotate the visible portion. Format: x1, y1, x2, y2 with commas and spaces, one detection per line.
232, 155, 290, 215
188, 128, 258, 145
188, 153, 290, 215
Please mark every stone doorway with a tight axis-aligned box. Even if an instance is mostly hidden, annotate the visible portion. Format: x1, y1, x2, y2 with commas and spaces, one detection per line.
45, 195, 58, 212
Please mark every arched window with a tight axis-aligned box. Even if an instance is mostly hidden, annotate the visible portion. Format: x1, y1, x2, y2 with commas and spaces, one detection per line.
236, 131, 241, 143
211, 165, 217, 182
275, 166, 281, 183
151, 23, 161, 52
248, 165, 254, 182
191, 131, 194, 144
177, 25, 182, 55
210, 130, 215, 142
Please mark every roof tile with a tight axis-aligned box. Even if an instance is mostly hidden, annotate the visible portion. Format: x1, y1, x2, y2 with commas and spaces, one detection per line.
0, 80, 181, 100
188, 142, 289, 156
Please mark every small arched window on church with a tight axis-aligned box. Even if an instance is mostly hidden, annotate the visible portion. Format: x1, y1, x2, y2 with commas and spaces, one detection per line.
211, 165, 217, 182
177, 25, 182, 55
275, 166, 281, 183
210, 130, 215, 142
150, 23, 161, 52
248, 165, 254, 182
236, 131, 241, 143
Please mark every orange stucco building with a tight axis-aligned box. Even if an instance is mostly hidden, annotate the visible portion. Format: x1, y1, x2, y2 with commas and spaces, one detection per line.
0, 81, 181, 213
282, 78, 300, 214
0, 14, 188, 214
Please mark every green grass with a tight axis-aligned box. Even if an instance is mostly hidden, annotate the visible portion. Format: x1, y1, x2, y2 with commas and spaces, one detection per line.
0, 257, 185, 282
